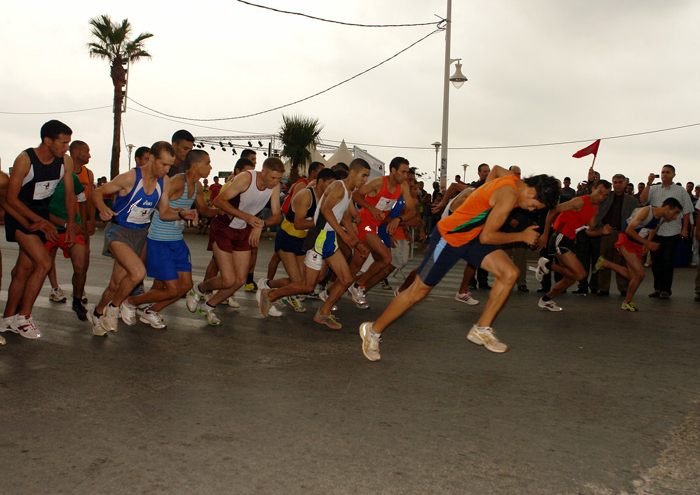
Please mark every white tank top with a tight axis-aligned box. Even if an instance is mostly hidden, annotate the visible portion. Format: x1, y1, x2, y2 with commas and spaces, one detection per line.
228, 170, 274, 229
315, 180, 350, 232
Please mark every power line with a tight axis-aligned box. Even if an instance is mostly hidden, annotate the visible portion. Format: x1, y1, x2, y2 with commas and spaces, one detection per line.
127, 28, 441, 122
0, 105, 111, 115
236, 0, 439, 28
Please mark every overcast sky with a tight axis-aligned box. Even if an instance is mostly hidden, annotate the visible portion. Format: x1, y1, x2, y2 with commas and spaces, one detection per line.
1, 0, 699, 186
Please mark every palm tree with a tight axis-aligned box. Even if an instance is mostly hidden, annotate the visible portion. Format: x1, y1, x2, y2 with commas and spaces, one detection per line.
279, 114, 323, 184
87, 14, 153, 179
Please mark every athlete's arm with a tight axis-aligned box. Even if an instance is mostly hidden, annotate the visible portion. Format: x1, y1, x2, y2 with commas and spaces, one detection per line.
432, 182, 468, 212
321, 181, 356, 247
213, 171, 263, 229
480, 187, 540, 246
485, 165, 513, 182
624, 207, 657, 247
93, 169, 137, 221
351, 177, 384, 221
192, 182, 219, 218
62, 156, 77, 246
385, 182, 416, 235
156, 176, 198, 223
0, 171, 33, 230
265, 185, 282, 227
6, 152, 53, 225
540, 196, 584, 242
85, 168, 96, 235
292, 189, 314, 231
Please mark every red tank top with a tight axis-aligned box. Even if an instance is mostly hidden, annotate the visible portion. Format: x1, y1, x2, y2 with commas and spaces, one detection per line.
281, 178, 308, 215
358, 176, 402, 226
553, 195, 597, 239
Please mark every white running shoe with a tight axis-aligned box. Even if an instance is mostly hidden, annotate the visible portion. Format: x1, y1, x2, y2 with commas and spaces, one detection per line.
0, 315, 16, 333
88, 310, 108, 337
226, 294, 240, 308
138, 308, 166, 329
120, 300, 137, 326
529, 257, 551, 283
538, 297, 562, 312
467, 325, 508, 353
359, 322, 381, 361
319, 289, 339, 311
455, 292, 480, 306
11, 314, 42, 339
269, 304, 283, 317
49, 287, 67, 303
258, 278, 271, 290
103, 304, 120, 332
348, 284, 367, 306
186, 287, 203, 313
196, 301, 221, 326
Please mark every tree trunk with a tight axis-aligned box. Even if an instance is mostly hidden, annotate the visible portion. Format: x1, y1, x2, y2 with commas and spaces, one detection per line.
289, 166, 300, 185
110, 62, 125, 179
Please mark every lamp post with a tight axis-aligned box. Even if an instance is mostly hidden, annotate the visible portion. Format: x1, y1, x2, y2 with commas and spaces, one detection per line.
431, 141, 441, 183
439, 0, 467, 191
461, 163, 469, 182
126, 143, 135, 170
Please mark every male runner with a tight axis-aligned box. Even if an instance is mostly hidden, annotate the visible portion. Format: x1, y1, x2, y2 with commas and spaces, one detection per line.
258, 159, 371, 329
0, 120, 76, 339
263, 168, 337, 313
359, 168, 559, 361
186, 157, 283, 325
167, 130, 195, 177
593, 198, 681, 311
347, 157, 414, 308
89, 141, 197, 336
535, 180, 612, 311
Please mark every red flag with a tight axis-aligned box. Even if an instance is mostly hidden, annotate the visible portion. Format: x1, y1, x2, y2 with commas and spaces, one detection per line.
572, 139, 600, 158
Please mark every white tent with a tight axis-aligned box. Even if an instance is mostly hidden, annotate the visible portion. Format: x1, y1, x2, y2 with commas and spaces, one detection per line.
326, 140, 354, 167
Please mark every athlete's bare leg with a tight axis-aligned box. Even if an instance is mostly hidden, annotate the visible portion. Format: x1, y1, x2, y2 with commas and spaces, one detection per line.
601, 248, 645, 304
546, 252, 586, 299
474, 250, 519, 328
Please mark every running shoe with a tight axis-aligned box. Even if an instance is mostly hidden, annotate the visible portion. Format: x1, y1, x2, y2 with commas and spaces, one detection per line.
269, 304, 282, 317
0, 315, 16, 333
288, 295, 307, 313
11, 314, 42, 339
196, 301, 221, 326
380, 279, 393, 291
359, 322, 381, 361
49, 287, 67, 303
592, 256, 606, 274
538, 297, 562, 312
529, 257, 551, 283
314, 310, 342, 330
88, 310, 108, 337
621, 301, 638, 312
0, 334, 5, 346
455, 292, 480, 306
120, 300, 137, 326
319, 289, 339, 311
138, 308, 166, 329
225, 294, 240, 308
257, 278, 271, 290
244, 281, 258, 292
186, 287, 203, 312
347, 284, 367, 306
393, 288, 401, 297
103, 304, 120, 332
467, 325, 508, 353
257, 288, 272, 317
72, 299, 89, 321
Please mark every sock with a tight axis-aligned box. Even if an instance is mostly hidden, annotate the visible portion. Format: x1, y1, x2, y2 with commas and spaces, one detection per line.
93, 309, 102, 317
542, 295, 552, 302
193, 283, 204, 296
475, 326, 491, 331
370, 328, 382, 339
204, 302, 215, 311
247, 273, 254, 284
73, 296, 82, 305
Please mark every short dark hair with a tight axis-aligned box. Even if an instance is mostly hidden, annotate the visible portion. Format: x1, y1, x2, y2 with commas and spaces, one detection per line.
241, 149, 256, 159
331, 162, 349, 173
389, 157, 409, 171
234, 158, 255, 172
478, 163, 489, 173
662, 197, 682, 210
69, 140, 87, 153
185, 149, 209, 170
349, 158, 371, 172
612, 174, 626, 180
597, 179, 612, 190
263, 157, 285, 173
171, 129, 194, 144
308, 161, 324, 175
135, 146, 151, 160
316, 168, 337, 182
150, 141, 175, 159
523, 174, 560, 209
662, 164, 676, 173
564, 177, 571, 181
41, 120, 72, 141
334, 169, 349, 180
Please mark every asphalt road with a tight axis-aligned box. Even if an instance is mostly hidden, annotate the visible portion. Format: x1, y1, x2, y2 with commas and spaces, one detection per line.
1, 229, 699, 495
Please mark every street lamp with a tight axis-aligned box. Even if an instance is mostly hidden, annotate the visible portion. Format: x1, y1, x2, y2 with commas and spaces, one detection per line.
126, 143, 135, 169
432, 141, 441, 183
439, 0, 467, 191
461, 163, 469, 181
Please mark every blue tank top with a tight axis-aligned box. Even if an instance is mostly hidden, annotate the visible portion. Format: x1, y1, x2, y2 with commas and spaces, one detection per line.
113, 167, 163, 229
148, 174, 195, 241
623, 207, 663, 244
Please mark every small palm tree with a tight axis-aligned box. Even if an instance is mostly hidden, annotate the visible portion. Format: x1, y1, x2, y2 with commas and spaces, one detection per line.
279, 114, 323, 183
88, 14, 153, 179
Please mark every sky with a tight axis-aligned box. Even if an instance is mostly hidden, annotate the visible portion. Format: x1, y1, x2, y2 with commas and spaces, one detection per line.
1, 0, 699, 188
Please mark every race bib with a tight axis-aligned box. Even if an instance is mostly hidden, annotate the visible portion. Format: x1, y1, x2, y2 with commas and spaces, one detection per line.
375, 197, 397, 211
126, 206, 154, 224
33, 179, 60, 200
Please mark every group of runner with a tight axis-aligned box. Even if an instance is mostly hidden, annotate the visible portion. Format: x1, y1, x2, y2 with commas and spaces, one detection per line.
0, 121, 683, 362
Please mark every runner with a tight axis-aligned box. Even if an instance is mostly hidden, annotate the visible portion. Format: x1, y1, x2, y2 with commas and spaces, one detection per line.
359, 168, 559, 361
592, 198, 682, 311
123, 149, 219, 329
257, 159, 371, 329
186, 157, 283, 325
89, 141, 197, 336
535, 180, 612, 312
0, 120, 76, 340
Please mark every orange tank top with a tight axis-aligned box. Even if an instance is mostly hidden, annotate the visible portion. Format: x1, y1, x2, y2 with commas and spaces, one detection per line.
438, 175, 520, 247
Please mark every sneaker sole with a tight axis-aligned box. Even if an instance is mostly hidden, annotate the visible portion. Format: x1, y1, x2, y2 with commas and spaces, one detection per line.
139, 316, 166, 329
